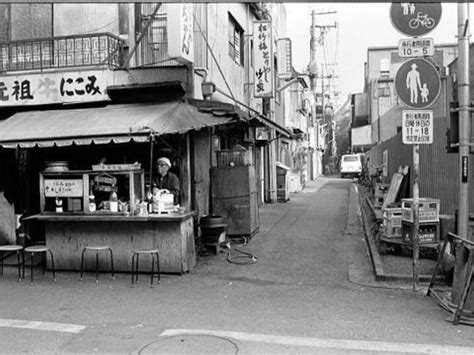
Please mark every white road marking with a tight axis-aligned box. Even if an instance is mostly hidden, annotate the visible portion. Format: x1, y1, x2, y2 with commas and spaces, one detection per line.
0, 319, 85, 334
161, 329, 474, 355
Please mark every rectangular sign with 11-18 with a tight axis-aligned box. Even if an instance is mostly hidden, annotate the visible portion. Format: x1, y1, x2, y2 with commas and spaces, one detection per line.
402, 110, 433, 144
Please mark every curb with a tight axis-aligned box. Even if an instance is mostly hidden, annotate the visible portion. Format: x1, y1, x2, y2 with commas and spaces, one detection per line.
356, 185, 387, 281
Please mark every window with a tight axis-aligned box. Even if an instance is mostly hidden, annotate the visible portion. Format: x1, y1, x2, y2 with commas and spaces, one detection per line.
380, 58, 390, 74
228, 13, 244, 65
378, 87, 391, 97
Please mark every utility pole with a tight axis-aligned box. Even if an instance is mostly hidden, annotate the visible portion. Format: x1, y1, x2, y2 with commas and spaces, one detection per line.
308, 10, 337, 177
452, 2, 472, 305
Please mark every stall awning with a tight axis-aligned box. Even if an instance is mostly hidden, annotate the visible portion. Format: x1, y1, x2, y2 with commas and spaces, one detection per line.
187, 98, 293, 138
0, 101, 235, 148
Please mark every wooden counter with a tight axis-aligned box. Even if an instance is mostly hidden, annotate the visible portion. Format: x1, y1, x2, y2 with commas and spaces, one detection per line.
25, 212, 196, 274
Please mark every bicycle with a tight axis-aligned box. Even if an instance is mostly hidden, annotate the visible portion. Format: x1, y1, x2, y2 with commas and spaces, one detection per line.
368, 165, 385, 195
357, 166, 371, 188
409, 12, 435, 30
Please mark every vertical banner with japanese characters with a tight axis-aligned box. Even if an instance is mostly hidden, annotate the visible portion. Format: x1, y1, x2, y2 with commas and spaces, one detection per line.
276, 38, 292, 79
253, 20, 273, 98
167, 3, 194, 64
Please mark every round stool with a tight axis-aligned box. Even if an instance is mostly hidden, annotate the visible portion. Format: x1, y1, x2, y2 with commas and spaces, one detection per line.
131, 249, 160, 287
0, 245, 23, 282
23, 245, 56, 285
80, 246, 114, 283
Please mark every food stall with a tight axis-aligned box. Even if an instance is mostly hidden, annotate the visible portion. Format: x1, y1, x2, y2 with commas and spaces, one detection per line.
25, 163, 196, 274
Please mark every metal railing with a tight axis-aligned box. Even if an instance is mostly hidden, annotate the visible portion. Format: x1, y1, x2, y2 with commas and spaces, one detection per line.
0, 32, 124, 72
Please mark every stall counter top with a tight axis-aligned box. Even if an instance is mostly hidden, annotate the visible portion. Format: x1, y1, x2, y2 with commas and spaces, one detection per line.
24, 211, 195, 222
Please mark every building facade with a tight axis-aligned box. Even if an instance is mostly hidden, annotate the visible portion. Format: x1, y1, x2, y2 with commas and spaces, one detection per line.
0, 3, 315, 244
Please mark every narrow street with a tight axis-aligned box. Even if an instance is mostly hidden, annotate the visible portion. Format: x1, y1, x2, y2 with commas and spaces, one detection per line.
0, 177, 473, 354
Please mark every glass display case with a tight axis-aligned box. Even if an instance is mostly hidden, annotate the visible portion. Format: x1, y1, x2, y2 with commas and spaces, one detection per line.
39, 168, 144, 215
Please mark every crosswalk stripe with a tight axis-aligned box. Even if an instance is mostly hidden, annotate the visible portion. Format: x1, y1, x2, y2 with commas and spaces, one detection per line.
0, 319, 85, 334
161, 329, 474, 354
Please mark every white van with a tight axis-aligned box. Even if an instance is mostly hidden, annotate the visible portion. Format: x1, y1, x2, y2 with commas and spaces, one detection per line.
340, 154, 362, 178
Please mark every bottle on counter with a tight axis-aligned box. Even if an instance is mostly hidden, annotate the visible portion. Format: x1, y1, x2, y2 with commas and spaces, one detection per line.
152, 188, 159, 213
109, 191, 118, 212
89, 195, 96, 212
55, 197, 63, 213
145, 184, 153, 214
152, 183, 159, 195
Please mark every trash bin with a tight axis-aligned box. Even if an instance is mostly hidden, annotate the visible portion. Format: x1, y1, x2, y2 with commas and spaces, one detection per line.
439, 214, 456, 240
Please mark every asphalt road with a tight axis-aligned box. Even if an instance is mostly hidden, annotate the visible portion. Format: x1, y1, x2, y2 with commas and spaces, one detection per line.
0, 177, 473, 354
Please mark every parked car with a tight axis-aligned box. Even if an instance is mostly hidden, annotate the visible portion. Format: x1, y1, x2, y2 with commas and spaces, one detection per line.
340, 154, 362, 178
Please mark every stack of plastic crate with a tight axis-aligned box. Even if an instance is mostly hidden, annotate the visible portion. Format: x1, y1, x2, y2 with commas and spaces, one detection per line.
401, 198, 440, 244
382, 205, 402, 239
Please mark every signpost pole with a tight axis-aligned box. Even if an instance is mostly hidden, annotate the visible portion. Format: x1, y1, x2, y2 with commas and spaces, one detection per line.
412, 144, 420, 290
392, 2, 442, 293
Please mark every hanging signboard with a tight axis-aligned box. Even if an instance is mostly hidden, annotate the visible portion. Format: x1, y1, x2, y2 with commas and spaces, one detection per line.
276, 38, 292, 79
253, 20, 274, 98
93, 174, 117, 192
402, 110, 433, 144
0, 70, 109, 107
167, 3, 194, 63
399, 38, 434, 57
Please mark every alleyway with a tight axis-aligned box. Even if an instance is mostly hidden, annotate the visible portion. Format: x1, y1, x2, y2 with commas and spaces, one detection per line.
0, 177, 473, 354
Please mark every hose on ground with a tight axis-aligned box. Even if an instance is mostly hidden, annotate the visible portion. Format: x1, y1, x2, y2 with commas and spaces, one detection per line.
223, 236, 259, 265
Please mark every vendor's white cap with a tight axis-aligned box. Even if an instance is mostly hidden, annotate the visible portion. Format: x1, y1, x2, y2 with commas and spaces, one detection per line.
157, 157, 171, 167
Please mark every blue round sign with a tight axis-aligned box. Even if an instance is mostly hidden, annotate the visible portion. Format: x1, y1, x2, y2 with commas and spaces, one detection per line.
390, 2, 442, 37
395, 58, 441, 109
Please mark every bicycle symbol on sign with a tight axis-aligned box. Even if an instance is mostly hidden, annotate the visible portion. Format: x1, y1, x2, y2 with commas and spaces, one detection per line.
409, 12, 435, 29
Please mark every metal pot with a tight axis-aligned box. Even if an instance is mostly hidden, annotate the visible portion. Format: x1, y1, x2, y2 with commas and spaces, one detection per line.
44, 161, 70, 172
200, 215, 225, 227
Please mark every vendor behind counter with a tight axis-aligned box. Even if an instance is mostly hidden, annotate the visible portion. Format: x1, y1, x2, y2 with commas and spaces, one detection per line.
153, 157, 180, 205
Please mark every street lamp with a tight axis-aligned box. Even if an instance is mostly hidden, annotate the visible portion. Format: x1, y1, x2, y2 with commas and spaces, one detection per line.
201, 81, 216, 100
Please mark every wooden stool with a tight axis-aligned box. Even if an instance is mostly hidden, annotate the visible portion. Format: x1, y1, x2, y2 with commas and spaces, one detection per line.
23, 245, 56, 285
0, 245, 23, 282
80, 246, 114, 283
131, 249, 160, 287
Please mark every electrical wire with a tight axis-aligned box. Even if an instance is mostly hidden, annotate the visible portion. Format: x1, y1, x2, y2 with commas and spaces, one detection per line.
223, 236, 259, 265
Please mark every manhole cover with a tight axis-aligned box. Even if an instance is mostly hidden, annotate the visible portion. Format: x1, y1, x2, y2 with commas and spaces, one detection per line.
139, 334, 239, 354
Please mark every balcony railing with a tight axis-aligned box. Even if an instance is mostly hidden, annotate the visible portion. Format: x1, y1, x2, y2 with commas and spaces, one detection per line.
0, 32, 124, 72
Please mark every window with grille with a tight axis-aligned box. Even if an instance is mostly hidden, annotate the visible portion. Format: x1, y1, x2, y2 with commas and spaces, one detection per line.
228, 13, 244, 66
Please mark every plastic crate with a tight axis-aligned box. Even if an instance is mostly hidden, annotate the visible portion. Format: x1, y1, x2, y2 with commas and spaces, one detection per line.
383, 207, 402, 227
401, 221, 440, 244
401, 198, 440, 223
382, 225, 402, 239
216, 150, 250, 167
